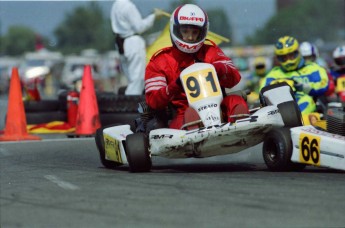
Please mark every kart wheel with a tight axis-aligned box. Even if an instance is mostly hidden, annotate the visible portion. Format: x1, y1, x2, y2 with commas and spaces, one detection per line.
95, 126, 122, 169
263, 128, 306, 172
125, 133, 151, 172
278, 101, 303, 127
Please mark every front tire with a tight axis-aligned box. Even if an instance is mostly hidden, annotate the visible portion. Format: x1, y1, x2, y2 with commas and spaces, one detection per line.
125, 133, 151, 172
263, 128, 305, 171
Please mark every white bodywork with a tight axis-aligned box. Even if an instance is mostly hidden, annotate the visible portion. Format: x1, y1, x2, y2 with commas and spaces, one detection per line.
103, 125, 131, 165
290, 125, 345, 171
102, 63, 295, 165
149, 106, 284, 158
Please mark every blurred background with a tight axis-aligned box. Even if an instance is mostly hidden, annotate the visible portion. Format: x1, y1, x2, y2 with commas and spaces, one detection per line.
0, 0, 344, 98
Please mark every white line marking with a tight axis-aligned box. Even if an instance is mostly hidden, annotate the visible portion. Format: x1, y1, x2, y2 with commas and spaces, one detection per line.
44, 175, 80, 190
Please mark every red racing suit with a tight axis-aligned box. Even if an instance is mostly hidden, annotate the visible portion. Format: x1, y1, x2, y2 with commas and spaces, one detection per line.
145, 41, 249, 129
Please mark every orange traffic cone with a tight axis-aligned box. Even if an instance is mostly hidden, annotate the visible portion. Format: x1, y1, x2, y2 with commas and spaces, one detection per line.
74, 65, 101, 136
0, 68, 41, 141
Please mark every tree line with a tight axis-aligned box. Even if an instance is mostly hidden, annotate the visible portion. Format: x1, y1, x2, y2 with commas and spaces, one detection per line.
0, 0, 343, 56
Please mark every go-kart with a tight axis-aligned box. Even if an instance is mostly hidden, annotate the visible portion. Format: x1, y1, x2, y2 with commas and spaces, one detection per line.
259, 75, 345, 171
95, 63, 303, 172
287, 103, 345, 171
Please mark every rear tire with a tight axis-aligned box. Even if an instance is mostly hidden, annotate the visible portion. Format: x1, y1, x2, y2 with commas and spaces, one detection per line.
263, 128, 306, 172
125, 133, 151, 172
95, 126, 122, 169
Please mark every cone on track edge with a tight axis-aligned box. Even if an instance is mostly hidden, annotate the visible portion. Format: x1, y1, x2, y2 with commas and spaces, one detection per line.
75, 65, 101, 135
0, 68, 41, 141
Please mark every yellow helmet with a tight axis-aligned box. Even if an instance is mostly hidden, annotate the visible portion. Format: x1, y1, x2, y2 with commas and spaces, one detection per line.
274, 36, 301, 71
253, 57, 266, 77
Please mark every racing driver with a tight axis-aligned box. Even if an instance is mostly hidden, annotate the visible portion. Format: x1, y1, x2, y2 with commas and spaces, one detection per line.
144, 4, 249, 129
260, 36, 329, 114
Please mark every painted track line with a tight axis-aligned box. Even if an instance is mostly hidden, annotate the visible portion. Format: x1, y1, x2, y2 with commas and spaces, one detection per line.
44, 175, 80, 190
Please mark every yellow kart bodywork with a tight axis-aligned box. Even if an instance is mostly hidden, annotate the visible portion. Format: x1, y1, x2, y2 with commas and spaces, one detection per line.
302, 112, 327, 130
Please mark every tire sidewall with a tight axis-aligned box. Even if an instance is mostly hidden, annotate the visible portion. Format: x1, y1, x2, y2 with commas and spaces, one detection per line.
263, 128, 292, 171
125, 133, 151, 172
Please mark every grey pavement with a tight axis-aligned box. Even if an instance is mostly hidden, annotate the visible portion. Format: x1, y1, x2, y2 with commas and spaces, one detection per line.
0, 98, 8, 130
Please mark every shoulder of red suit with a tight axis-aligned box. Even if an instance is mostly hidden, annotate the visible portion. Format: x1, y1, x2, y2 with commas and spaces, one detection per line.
151, 46, 173, 59
150, 40, 218, 60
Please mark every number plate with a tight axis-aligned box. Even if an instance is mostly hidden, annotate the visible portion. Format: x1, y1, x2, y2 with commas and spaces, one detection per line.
299, 133, 321, 166
181, 68, 221, 104
104, 133, 123, 163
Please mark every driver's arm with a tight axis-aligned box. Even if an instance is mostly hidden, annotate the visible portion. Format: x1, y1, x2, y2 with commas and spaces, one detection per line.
145, 60, 182, 110
207, 46, 241, 88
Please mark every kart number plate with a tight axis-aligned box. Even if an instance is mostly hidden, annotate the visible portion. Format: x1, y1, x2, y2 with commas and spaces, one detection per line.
336, 77, 345, 92
182, 68, 221, 103
298, 133, 321, 166
104, 134, 122, 163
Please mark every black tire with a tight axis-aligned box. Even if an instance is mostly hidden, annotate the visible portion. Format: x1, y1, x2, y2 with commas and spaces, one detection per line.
96, 93, 145, 113
263, 128, 306, 172
278, 101, 303, 127
125, 133, 151, 172
24, 100, 61, 112
26, 111, 67, 124
95, 126, 123, 169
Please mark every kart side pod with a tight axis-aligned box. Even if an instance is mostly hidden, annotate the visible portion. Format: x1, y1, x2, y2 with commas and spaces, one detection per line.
95, 124, 131, 168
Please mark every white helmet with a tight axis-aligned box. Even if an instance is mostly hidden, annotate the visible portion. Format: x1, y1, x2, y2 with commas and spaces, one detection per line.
170, 4, 208, 54
299, 41, 319, 58
333, 45, 345, 66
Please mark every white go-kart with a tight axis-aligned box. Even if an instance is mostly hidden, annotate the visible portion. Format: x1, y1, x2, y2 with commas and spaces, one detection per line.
95, 63, 304, 172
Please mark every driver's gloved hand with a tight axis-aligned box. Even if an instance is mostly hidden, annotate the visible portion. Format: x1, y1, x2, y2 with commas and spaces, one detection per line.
166, 77, 183, 97
294, 80, 312, 94
212, 61, 226, 79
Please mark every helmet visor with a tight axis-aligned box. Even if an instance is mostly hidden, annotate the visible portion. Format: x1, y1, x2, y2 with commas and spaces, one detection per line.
335, 57, 345, 66
277, 51, 299, 63
173, 24, 205, 44
255, 64, 265, 70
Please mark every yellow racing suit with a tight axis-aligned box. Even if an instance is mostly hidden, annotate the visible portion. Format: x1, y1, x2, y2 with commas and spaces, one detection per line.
260, 60, 329, 114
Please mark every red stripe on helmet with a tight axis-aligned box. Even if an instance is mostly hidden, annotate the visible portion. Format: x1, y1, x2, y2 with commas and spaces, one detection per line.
174, 5, 184, 25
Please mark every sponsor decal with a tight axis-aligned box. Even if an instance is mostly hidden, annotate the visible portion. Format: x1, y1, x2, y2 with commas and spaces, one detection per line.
302, 127, 345, 141
179, 16, 204, 22
206, 115, 220, 121
175, 40, 203, 51
151, 134, 174, 140
104, 134, 122, 163
198, 103, 218, 112
268, 109, 279, 116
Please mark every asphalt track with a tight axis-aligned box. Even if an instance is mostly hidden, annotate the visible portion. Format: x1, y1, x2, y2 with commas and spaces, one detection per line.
1, 137, 345, 228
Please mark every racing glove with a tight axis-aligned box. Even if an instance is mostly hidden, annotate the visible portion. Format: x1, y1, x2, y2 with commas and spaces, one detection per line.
212, 61, 227, 79
211, 60, 241, 88
294, 81, 312, 94
166, 77, 183, 97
